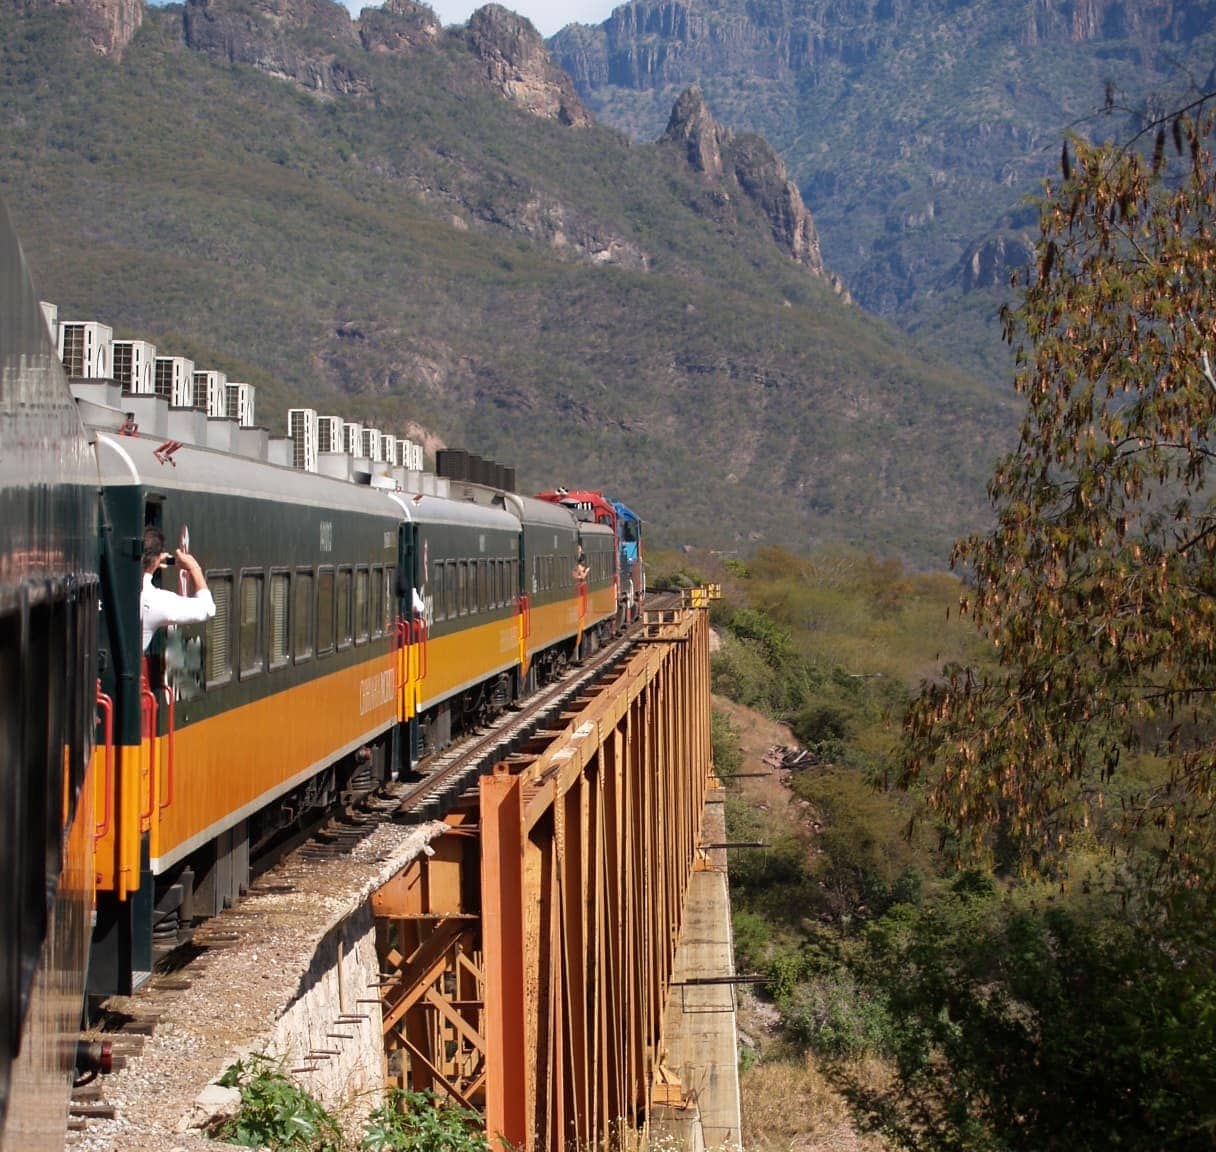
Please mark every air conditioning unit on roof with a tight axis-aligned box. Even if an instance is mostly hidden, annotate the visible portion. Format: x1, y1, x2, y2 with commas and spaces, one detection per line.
225, 382, 256, 428
156, 356, 196, 406
58, 321, 113, 379
288, 408, 319, 473
113, 340, 158, 395
317, 416, 343, 454
194, 370, 227, 415
361, 427, 383, 462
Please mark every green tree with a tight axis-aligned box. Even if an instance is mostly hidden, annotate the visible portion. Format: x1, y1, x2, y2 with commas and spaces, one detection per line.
853, 881, 1216, 1152
901, 99, 1216, 876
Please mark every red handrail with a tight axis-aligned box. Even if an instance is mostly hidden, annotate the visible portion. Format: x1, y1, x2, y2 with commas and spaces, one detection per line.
160, 685, 175, 811
95, 680, 114, 843
413, 619, 429, 680
577, 580, 588, 619
139, 670, 157, 824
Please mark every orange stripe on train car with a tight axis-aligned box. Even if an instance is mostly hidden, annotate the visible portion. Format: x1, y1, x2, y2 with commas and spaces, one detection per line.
148, 652, 400, 872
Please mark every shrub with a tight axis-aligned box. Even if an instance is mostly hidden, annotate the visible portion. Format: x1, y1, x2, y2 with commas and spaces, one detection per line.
214, 1056, 344, 1151
784, 969, 894, 1059
362, 1089, 487, 1152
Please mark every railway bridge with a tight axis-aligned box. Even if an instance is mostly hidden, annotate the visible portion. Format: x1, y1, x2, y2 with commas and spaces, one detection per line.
75, 588, 738, 1152
372, 587, 732, 1152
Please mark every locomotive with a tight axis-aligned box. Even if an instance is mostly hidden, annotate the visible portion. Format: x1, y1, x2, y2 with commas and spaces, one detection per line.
0, 197, 643, 1149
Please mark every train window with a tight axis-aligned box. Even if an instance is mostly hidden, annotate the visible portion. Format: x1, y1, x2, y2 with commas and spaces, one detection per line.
317, 567, 335, 655
269, 571, 290, 669
355, 568, 369, 644
446, 560, 458, 620
239, 572, 264, 678
337, 567, 353, 649
457, 561, 468, 616
431, 563, 444, 622
383, 567, 395, 633
294, 569, 313, 662
495, 559, 504, 608
370, 566, 383, 639
205, 573, 233, 687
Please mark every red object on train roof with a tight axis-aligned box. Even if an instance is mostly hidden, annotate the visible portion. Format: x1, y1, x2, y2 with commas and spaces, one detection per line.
537, 489, 617, 526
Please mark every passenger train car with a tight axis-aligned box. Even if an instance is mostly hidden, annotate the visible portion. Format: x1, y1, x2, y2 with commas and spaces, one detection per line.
0, 199, 643, 1149
0, 199, 100, 1151
537, 488, 645, 623
87, 425, 630, 994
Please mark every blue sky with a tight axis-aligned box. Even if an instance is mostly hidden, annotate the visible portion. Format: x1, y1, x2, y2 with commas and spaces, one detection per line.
344, 0, 616, 36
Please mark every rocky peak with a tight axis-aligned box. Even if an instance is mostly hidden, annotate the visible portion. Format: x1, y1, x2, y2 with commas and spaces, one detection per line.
663, 86, 848, 296
23, 0, 144, 55
358, 0, 441, 55
183, 0, 368, 96
662, 85, 724, 177
464, 5, 592, 127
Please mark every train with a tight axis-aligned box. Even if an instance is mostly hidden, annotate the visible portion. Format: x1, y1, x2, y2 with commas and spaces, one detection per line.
0, 198, 643, 1150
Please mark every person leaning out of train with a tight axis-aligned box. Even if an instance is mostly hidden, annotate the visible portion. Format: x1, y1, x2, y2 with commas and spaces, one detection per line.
573, 548, 589, 583
140, 528, 216, 651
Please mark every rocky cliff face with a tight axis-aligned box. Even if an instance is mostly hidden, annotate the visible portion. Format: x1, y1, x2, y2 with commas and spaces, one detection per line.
463, 5, 591, 127
549, 0, 1216, 379
20, 0, 143, 54
553, 0, 1206, 95
960, 233, 1034, 292
183, 0, 369, 95
662, 86, 848, 296
182, 0, 589, 120
359, 0, 441, 55
1023, 0, 1212, 47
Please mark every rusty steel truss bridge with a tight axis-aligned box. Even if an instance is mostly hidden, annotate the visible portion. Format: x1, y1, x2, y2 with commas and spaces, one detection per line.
369, 588, 726, 1151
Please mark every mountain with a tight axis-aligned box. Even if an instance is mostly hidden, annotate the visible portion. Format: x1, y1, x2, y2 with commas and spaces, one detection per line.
549, 0, 1216, 380
0, 0, 1015, 561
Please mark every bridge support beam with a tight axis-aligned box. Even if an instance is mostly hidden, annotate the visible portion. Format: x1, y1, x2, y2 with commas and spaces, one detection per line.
481, 597, 714, 1152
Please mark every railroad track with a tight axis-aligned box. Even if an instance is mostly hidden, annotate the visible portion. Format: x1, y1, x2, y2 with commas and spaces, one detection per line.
395, 598, 676, 821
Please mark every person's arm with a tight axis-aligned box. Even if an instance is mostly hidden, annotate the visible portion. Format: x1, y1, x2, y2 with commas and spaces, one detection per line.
150, 551, 215, 626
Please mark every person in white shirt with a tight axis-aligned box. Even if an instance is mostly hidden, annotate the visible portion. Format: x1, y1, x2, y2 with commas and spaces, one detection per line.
140, 527, 216, 651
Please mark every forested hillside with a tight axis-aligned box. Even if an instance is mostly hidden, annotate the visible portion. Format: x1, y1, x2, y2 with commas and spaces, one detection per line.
0, 0, 1014, 562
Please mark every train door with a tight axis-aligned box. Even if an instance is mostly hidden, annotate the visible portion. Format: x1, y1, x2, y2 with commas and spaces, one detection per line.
397, 523, 420, 776
90, 489, 156, 995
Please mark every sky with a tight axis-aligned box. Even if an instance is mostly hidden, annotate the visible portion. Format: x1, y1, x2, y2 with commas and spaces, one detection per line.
346, 0, 616, 37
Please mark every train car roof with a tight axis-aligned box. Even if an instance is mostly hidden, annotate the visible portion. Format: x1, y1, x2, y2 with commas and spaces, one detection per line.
501, 491, 579, 532
94, 432, 402, 517
94, 430, 523, 532
612, 500, 641, 524
386, 491, 519, 532
578, 522, 615, 541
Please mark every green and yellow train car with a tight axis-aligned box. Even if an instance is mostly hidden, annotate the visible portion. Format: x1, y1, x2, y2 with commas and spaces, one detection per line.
90, 431, 406, 991
86, 431, 624, 995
